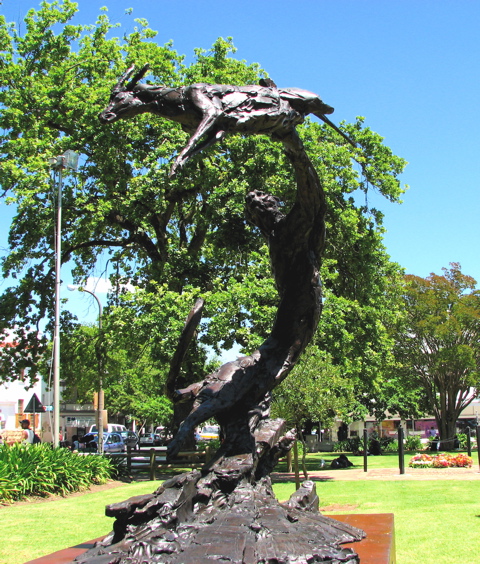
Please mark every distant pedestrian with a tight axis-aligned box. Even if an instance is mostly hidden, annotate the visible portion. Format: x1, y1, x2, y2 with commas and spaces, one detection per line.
431, 433, 440, 451
20, 419, 34, 444
71, 435, 80, 451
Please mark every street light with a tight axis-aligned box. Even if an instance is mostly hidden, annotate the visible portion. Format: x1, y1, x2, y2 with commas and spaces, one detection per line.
67, 284, 105, 454
49, 150, 78, 448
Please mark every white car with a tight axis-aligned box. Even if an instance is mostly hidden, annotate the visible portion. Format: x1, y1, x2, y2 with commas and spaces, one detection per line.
89, 423, 127, 434
198, 425, 220, 441
138, 433, 161, 447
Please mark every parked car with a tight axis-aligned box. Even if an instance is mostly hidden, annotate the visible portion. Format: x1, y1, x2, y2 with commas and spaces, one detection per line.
155, 426, 173, 445
197, 425, 220, 442
120, 430, 139, 450
81, 432, 126, 453
88, 423, 127, 434
138, 433, 162, 447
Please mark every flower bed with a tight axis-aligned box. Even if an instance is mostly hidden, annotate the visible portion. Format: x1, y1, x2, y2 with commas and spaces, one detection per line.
409, 452, 473, 468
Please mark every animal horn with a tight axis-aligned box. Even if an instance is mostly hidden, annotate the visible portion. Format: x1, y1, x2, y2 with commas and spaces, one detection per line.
126, 63, 150, 90
317, 113, 357, 149
113, 64, 136, 93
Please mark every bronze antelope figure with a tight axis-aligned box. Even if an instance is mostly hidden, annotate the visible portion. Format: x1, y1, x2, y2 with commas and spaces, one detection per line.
99, 64, 352, 177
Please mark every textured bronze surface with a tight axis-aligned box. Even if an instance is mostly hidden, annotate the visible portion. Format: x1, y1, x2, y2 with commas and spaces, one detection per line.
25, 514, 397, 564
70, 71, 368, 562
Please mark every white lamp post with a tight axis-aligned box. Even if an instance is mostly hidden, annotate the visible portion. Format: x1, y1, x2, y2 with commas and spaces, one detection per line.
67, 284, 105, 454
49, 150, 78, 448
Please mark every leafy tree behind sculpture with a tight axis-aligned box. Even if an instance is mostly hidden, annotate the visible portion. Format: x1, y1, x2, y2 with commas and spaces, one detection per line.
272, 344, 355, 475
0, 1, 406, 420
394, 263, 480, 446
51, 286, 214, 426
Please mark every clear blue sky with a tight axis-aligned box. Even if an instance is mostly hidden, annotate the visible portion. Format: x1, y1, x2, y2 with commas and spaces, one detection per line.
1, 0, 479, 322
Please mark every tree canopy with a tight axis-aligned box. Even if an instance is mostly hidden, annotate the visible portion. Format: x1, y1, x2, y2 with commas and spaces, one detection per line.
394, 263, 480, 443
0, 0, 407, 424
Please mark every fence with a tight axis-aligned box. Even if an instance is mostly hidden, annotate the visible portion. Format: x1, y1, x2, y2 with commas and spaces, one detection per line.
107, 445, 212, 480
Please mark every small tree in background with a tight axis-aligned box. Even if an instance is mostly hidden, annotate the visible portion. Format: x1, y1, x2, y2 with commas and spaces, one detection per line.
272, 345, 355, 476
395, 263, 480, 447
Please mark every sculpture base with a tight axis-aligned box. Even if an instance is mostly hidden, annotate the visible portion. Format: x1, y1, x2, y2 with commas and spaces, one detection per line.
335, 514, 395, 564
24, 514, 395, 564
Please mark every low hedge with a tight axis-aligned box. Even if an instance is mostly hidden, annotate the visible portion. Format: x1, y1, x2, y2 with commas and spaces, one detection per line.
0, 443, 116, 504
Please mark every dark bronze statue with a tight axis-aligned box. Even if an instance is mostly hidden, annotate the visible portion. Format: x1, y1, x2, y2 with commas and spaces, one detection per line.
78, 67, 365, 563
98, 64, 338, 176
166, 130, 326, 463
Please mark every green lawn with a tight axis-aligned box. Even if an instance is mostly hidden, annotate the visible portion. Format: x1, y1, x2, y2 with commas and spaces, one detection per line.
272, 480, 480, 564
276, 450, 478, 472
0, 481, 158, 564
2, 452, 480, 564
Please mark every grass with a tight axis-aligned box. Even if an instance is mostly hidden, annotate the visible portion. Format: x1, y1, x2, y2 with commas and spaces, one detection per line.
0, 481, 158, 564
277, 449, 480, 473
272, 480, 480, 564
2, 451, 480, 564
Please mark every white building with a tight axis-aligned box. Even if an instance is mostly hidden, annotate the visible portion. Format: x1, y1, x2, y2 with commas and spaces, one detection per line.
0, 377, 46, 434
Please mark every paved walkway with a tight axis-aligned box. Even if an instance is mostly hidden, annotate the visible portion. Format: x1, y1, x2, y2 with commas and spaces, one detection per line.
272, 466, 480, 482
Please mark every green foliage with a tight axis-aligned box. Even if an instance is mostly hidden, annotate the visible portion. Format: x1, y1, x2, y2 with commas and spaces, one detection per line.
394, 263, 480, 441
456, 433, 468, 449
332, 437, 362, 453
382, 439, 399, 453
404, 435, 422, 451
130, 395, 173, 428
196, 438, 221, 452
0, 443, 115, 503
50, 286, 207, 423
271, 345, 356, 431
0, 0, 406, 432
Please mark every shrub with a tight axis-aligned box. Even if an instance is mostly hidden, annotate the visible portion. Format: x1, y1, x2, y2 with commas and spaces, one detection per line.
333, 440, 350, 452
382, 440, 399, 453
379, 437, 395, 449
456, 433, 468, 449
404, 435, 422, 451
348, 436, 362, 452
333, 437, 362, 453
196, 438, 221, 452
0, 443, 116, 503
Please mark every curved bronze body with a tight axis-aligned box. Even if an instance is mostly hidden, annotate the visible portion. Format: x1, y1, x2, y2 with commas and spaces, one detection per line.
79, 69, 365, 563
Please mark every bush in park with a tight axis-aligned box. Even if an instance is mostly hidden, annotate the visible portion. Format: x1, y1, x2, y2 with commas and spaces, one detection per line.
404, 435, 423, 451
0, 443, 116, 504
382, 440, 399, 453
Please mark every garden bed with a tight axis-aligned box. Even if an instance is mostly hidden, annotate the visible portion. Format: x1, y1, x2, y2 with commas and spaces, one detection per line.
408, 452, 473, 468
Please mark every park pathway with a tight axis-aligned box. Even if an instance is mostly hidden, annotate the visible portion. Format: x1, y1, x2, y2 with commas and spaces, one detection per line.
272, 466, 480, 482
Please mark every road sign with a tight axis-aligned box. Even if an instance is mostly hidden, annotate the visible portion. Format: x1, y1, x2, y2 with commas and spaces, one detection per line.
23, 393, 45, 413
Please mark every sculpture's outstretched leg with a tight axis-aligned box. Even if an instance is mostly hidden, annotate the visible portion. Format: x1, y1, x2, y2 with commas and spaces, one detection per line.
170, 128, 228, 176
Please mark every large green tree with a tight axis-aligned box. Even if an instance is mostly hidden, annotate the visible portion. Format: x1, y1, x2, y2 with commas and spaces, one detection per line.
395, 263, 480, 445
0, 1, 406, 414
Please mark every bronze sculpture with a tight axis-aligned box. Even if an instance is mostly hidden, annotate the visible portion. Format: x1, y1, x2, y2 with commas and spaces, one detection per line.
76, 67, 365, 563
98, 64, 340, 177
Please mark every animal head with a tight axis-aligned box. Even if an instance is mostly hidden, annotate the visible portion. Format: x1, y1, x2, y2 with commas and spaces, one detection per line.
98, 64, 151, 123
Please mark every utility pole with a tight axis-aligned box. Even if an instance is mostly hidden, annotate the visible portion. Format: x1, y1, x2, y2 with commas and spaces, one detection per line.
49, 150, 78, 447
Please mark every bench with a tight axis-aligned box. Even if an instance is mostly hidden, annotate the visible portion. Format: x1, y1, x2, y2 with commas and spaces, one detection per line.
108, 446, 212, 480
